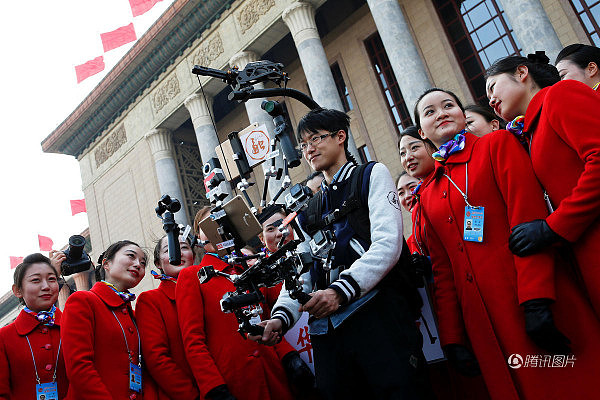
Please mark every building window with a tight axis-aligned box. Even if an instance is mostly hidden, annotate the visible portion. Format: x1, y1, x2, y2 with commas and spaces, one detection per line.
331, 62, 353, 112
569, 0, 600, 45
364, 32, 413, 134
434, 0, 521, 103
358, 145, 373, 163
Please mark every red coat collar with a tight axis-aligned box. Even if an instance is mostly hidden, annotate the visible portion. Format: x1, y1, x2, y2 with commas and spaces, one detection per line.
432, 132, 478, 177
14, 308, 62, 336
158, 279, 176, 300
91, 281, 130, 308
524, 86, 550, 132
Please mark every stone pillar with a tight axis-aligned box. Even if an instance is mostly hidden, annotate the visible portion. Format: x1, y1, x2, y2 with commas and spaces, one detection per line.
282, 1, 360, 161
229, 50, 286, 200
145, 128, 189, 225
184, 93, 232, 200
366, 0, 432, 112
184, 93, 220, 164
498, 0, 562, 63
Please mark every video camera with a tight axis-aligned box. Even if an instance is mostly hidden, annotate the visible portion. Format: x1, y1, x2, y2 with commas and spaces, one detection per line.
61, 235, 92, 276
162, 60, 323, 337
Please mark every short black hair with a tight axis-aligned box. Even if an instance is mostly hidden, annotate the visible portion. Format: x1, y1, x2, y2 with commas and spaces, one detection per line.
13, 253, 58, 305
485, 51, 559, 89
413, 88, 464, 130
257, 204, 287, 225
297, 108, 356, 163
464, 104, 507, 129
556, 43, 600, 69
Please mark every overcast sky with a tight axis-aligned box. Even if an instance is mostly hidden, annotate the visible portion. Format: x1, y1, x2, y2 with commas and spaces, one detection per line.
0, 0, 175, 295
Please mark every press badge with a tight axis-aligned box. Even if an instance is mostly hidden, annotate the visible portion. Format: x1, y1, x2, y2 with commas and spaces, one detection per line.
129, 363, 142, 392
36, 382, 58, 400
464, 206, 484, 242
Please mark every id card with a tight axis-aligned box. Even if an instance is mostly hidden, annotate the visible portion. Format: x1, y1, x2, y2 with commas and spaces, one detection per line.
464, 206, 484, 242
129, 363, 142, 393
36, 382, 58, 400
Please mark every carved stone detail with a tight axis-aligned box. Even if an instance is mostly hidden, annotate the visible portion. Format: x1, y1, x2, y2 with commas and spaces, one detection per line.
237, 0, 275, 34
94, 124, 127, 167
192, 34, 224, 68
152, 75, 181, 113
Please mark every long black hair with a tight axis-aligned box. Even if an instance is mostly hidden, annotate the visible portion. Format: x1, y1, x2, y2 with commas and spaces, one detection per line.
556, 44, 600, 70
95, 240, 142, 282
485, 51, 559, 89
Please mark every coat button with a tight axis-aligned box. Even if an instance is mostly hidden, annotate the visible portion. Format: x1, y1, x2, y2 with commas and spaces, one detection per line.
44, 344, 52, 350
466, 273, 473, 282
45, 364, 53, 371
128, 327, 134, 334
130, 394, 137, 400
122, 308, 128, 314
252, 350, 260, 357
458, 243, 464, 252
447, 216, 453, 223
442, 191, 447, 198
41, 327, 49, 334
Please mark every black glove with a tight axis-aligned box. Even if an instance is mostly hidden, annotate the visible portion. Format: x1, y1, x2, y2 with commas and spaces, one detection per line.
282, 351, 315, 394
523, 298, 571, 354
509, 219, 562, 256
206, 385, 237, 400
444, 344, 481, 377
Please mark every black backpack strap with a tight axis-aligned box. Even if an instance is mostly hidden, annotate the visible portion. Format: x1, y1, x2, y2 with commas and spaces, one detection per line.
303, 190, 323, 235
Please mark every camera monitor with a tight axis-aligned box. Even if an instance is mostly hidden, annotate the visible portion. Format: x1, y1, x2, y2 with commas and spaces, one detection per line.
198, 195, 262, 255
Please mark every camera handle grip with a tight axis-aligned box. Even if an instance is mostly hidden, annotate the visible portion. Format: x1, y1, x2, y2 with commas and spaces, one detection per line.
294, 291, 312, 305
247, 323, 265, 336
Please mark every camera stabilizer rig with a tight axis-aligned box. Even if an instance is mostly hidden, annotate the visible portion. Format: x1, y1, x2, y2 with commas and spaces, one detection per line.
181, 60, 322, 337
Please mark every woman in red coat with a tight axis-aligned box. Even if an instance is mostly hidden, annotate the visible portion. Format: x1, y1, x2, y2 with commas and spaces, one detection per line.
0, 253, 68, 399
555, 43, 600, 90
487, 54, 600, 319
61, 240, 148, 400
135, 235, 199, 400
414, 87, 600, 400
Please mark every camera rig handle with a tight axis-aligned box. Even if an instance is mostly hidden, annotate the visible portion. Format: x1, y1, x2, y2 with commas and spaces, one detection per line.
156, 195, 182, 265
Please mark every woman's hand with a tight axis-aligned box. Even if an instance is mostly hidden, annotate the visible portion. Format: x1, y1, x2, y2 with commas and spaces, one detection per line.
49, 250, 66, 274
509, 219, 563, 256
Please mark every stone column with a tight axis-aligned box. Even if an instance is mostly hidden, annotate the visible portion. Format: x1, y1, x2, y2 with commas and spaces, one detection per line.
498, 0, 562, 63
184, 93, 232, 200
282, 1, 360, 161
145, 128, 189, 225
230, 50, 286, 200
366, 0, 432, 112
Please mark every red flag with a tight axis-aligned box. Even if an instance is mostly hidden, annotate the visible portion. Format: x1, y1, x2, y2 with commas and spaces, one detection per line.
100, 23, 137, 53
9, 256, 23, 269
70, 199, 87, 216
38, 235, 54, 252
75, 56, 105, 83
129, 0, 161, 17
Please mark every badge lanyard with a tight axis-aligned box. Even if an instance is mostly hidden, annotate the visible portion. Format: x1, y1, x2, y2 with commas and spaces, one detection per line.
527, 134, 555, 213
25, 333, 62, 400
443, 163, 485, 243
110, 310, 142, 392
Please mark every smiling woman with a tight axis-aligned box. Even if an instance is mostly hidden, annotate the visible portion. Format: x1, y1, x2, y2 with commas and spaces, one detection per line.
0, 253, 69, 400
61, 240, 154, 399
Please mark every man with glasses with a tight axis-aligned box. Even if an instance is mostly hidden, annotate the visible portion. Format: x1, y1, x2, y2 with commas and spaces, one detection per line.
251, 108, 431, 399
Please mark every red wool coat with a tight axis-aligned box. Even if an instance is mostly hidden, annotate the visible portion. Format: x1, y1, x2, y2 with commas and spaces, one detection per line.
419, 131, 600, 400
136, 279, 199, 400
62, 282, 149, 400
0, 309, 68, 400
524, 80, 600, 318
176, 254, 293, 400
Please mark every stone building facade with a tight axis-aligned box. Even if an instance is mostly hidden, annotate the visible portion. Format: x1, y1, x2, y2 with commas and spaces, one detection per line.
41, 0, 596, 294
